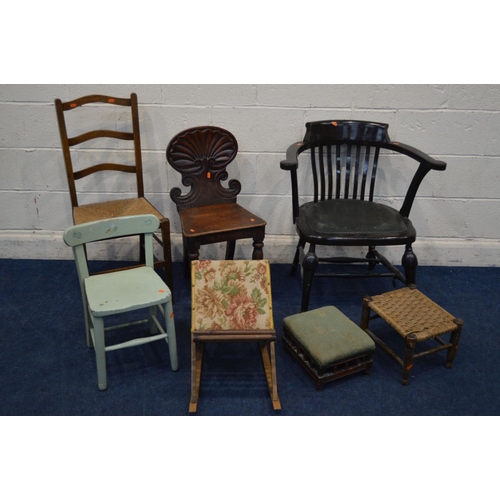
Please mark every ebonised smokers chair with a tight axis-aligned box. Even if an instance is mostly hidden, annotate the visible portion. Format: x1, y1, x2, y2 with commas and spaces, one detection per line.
280, 120, 446, 312
166, 126, 266, 278
55, 93, 173, 293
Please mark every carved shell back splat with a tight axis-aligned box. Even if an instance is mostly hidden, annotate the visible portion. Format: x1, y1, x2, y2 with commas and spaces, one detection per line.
167, 126, 238, 175
167, 126, 241, 209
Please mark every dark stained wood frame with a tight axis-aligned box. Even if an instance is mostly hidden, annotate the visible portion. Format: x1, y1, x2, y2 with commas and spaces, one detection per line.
167, 126, 266, 277
281, 120, 447, 311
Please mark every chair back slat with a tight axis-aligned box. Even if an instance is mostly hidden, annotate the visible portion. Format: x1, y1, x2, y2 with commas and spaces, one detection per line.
64, 214, 159, 247
300, 121, 390, 203
63, 214, 160, 284
318, 146, 326, 201
335, 144, 342, 199
308, 144, 380, 201
369, 146, 381, 202
360, 145, 371, 200
310, 147, 319, 203
344, 143, 352, 199
326, 145, 333, 199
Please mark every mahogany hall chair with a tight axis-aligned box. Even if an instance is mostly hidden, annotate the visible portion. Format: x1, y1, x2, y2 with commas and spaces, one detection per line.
280, 120, 446, 312
166, 126, 266, 277
55, 93, 173, 293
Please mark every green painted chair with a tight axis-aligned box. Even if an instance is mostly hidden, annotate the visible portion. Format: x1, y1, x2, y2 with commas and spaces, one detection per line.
63, 214, 178, 390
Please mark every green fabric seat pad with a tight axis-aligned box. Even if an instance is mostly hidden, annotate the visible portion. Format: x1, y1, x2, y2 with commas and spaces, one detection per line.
283, 306, 375, 369
301, 198, 410, 237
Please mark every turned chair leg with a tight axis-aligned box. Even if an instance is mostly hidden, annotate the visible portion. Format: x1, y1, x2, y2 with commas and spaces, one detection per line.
160, 218, 174, 295
301, 244, 318, 312
402, 244, 418, 285
251, 237, 264, 260
291, 238, 305, 276
366, 245, 378, 270
93, 316, 107, 391
184, 238, 200, 279
225, 240, 236, 260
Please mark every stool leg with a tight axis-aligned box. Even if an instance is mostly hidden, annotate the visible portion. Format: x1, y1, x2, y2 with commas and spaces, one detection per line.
360, 296, 373, 331
401, 333, 417, 385
446, 319, 463, 369
189, 339, 204, 413
364, 358, 374, 375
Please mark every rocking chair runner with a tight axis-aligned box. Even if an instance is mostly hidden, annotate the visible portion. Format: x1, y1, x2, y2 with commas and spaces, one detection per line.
280, 120, 447, 311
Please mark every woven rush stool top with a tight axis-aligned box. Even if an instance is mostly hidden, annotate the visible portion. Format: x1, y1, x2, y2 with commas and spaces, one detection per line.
366, 286, 458, 341
191, 260, 274, 332
284, 306, 375, 369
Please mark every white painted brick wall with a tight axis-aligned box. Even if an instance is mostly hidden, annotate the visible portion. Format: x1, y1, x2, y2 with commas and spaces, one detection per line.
0, 84, 499, 266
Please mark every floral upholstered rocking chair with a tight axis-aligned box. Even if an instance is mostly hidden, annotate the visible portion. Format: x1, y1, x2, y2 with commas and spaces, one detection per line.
190, 259, 280, 413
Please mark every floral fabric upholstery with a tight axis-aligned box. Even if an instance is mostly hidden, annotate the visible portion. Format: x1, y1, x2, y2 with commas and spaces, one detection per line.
191, 260, 274, 332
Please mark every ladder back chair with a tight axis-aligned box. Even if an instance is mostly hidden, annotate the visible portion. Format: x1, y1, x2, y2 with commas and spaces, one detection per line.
166, 126, 266, 278
55, 93, 173, 293
280, 120, 447, 311
63, 215, 178, 390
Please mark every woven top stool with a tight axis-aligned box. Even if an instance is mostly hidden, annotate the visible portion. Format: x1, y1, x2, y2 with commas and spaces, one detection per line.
283, 306, 376, 390
361, 285, 463, 385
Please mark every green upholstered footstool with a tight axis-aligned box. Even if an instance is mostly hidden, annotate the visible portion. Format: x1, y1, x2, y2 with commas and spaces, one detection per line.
283, 306, 376, 390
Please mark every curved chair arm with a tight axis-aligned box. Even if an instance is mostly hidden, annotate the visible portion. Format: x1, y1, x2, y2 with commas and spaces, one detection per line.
280, 142, 308, 171
280, 142, 309, 222
387, 141, 447, 171
393, 143, 447, 218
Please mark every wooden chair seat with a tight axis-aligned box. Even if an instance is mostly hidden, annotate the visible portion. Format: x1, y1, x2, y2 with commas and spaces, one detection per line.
180, 203, 265, 238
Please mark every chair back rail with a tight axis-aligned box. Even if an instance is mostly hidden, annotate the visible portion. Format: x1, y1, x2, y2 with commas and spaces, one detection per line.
54, 93, 145, 208
63, 215, 160, 280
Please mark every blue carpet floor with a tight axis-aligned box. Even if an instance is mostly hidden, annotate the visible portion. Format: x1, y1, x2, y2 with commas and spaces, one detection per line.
1, 258, 499, 416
